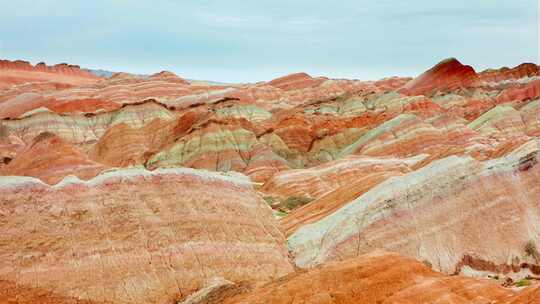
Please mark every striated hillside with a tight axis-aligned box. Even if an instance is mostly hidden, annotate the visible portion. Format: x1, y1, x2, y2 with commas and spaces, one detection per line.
0, 167, 293, 304
288, 139, 540, 270
0, 60, 101, 90
1, 58, 540, 303
225, 251, 537, 304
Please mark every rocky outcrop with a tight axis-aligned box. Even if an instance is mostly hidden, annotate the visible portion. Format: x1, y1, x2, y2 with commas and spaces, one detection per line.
145, 120, 291, 181
268, 72, 326, 90
0, 93, 121, 119
2, 58, 539, 185
0, 59, 100, 89
1, 57, 540, 304
149, 71, 190, 85
0, 132, 108, 184
147, 121, 258, 169
399, 58, 480, 96
523, 99, 540, 136
0, 168, 293, 304
1, 100, 178, 144
496, 79, 540, 104
177, 277, 242, 304
0, 60, 98, 78
263, 155, 423, 200
268, 154, 428, 236
0, 129, 25, 170
479, 63, 540, 84
89, 118, 179, 167
224, 251, 539, 304
0, 279, 104, 304
288, 139, 540, 276
0, 64, 383, 119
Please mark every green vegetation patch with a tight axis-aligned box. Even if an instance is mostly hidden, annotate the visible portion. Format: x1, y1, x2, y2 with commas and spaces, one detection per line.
275, 210, 288, 218
263, 196, 276, 205
515, 279, 532, 287
280, 196, 314, 210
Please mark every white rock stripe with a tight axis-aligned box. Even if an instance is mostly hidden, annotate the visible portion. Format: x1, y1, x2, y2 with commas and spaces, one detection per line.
0, 166, 252, 190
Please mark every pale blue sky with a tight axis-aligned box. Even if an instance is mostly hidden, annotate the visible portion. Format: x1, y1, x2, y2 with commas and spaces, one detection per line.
0, 0, 537, 82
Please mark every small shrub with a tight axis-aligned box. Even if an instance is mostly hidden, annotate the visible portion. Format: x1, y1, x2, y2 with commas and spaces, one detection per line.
275, 210, 288, 218
263, 196, 276, 205
280, 196, 314, 210
515, 279, 532, 287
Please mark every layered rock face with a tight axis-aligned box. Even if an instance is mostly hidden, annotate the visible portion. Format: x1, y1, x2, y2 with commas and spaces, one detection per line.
267, 72, 326, 90
2, 57, 540, 303
0, 61, 413, 183
4, 86, 529, 187
0, 168, 293, 304
479, 63, 540, 83
268, 154, 428, 236
399, 58, 480, 96
225, 251, 539, 304
0, 59, 100, 90
0, 132, 108, 184
288, 139, 540, 275
0, 279, 102, 304
263, 154, 427, 201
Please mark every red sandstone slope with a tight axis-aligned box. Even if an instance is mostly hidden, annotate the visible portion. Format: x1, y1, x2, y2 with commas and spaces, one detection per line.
0, 57, 539, 303
399, 58, 480, 95
0, 279, 107, 304
1, 57, 539, 185
479, 62, 540, 83
496, 78, 540, 104
268, 72, 326, 90
149, 70, 190, 84
0, 168, 293, 304
0, 132, 108, 184
287, 140, 540, 275
0, 59, 101, 89
225, 251, 539, 304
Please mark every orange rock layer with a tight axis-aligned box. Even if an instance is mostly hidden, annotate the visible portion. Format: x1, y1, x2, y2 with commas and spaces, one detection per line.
399, 58, 480, 96
0, 59, 101, 89
0, 169, 293, 304
1, 57, 539, 303
226, 251, 540, 304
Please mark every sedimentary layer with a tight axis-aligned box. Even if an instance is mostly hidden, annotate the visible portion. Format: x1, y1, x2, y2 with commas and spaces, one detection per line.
1, 58, 540, 304
0, 167, 293, 304
225, 251, 540, 304
0, 59, 100, 89
288, 139, 540, 277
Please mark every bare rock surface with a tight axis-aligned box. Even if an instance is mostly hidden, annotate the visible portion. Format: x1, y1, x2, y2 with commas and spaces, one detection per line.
1, 57, 540, 303
0, 168, 293, 304
399, 58, 480, 96
288, 139, 540, 276
224, 251, 540, 304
